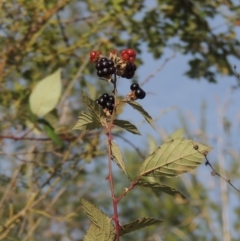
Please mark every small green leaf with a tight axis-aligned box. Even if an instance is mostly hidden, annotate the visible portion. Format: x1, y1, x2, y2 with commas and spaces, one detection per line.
43, 122, 63, 146
137, 181, 187, 202
140, 138, 212, 177
73, 112, 102, 131
111, 141, 128, 177
120, 217, 162, 236
127, 101, 155, 129
29, 69, 62, 117
113, 119, 141, 135
81, 199, 115, 241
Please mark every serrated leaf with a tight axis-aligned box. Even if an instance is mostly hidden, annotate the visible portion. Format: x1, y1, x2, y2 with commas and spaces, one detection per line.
137, 181, 187, 202
29, 69, 62, 117
73, 112, 102, 131
113, 119, 141, 135
120, 217, 162, 236
84, 224, 115, 241
82, 92, 104, 119
127, 101, 155, 129
140, 138, 212, 177
81, 199, 115, 241
110, 141, 128, 177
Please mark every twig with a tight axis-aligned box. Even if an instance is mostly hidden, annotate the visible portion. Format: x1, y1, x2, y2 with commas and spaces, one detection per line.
140, 52, 176, 87
193, 144, 240, 194
0, 135, 76, 141
56, 11, 70, 47
204, 154, 240, 194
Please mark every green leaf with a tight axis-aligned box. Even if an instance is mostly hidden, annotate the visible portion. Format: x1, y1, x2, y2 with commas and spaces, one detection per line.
82, 92, 104, 120
29, 69, 62, 117
43, 122, 63, 146
139, 138, 212, 177
84, 224, 115, 241
81, 199, 115, 241
120, 217, 162, 236
137, 181, 187, 202
72, 112, 102, 131
127, 101, 155, 129
110, 141, 128, 177
113, 119, 141, 135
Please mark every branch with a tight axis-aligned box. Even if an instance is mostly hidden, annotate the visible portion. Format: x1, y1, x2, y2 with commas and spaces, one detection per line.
193, 145, 240, 194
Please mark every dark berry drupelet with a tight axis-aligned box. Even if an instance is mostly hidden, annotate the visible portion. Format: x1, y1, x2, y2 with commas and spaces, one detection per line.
130, 83, 139, 91
108, 95, 115, 103
135, 88, 146, 99
98, 96, 107, 107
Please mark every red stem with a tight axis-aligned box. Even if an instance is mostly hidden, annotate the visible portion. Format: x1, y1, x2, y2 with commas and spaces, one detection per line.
106, 73, 121, 241
107, 136, 120, 241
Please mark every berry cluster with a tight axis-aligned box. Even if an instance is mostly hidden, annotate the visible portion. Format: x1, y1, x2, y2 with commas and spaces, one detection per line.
121, 49, 136, 63
95, 57, 116, 78
130, 83, 146, 100
96, 93, 115, 115
89, 48, 137, 80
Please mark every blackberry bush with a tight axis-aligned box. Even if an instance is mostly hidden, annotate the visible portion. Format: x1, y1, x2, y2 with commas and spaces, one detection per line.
73, 48, 212, 241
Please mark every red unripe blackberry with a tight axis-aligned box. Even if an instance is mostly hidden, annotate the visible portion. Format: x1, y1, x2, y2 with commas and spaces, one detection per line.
135, 88, 146, 99
121, 49, 136, 62
128, 57, 135, 63
130, 83, 139, 90
126, 49, 136, 57
90, 50, 101, 62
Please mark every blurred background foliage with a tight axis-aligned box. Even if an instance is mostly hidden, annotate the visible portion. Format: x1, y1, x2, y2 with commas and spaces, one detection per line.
0, 0, 240, 240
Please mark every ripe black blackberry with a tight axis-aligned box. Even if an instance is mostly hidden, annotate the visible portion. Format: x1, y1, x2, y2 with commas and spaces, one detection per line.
135, 88, 146, 100
121, 62, 137, 79
96, 93, 115, 115
130, 83, 139, 91
95, 57, 116, 77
